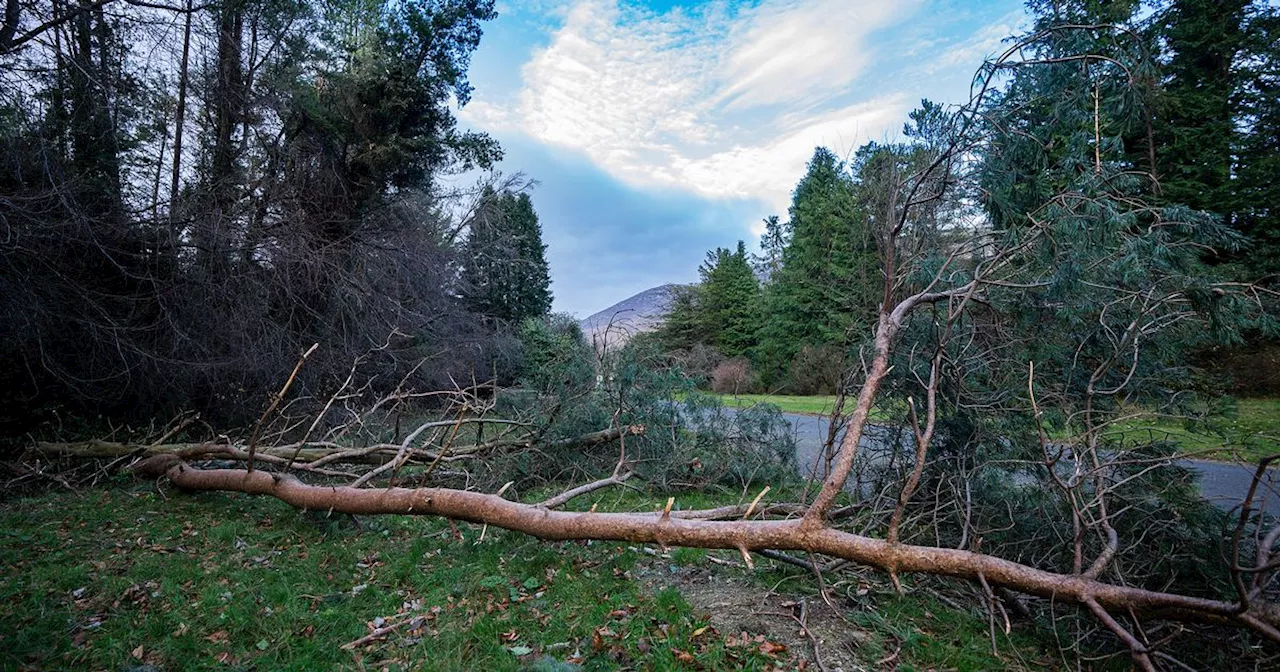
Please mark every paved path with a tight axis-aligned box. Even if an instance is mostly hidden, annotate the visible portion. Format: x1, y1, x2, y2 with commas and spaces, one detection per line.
750, 409, 1280, 516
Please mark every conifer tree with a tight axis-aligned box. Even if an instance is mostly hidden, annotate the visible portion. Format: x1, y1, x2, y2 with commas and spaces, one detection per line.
464, 189, 553, 323
696, 241, 760, 358
755, 147, 878, 385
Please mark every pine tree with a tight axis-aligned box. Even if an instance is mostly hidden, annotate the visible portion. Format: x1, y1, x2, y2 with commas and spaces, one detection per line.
464, 189, 553, 323
752, 215, 789, 281
755, 147, 877, 385
1151, 0, 1250, 227
1232, 3, 1280, 275
697, 241, 760, 358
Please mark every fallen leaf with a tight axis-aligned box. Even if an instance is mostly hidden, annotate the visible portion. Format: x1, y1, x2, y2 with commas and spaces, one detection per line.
758, 640, 787, 656
256, 639, 269, 650
131, 644, 144, 659
205, 630, 230, 644
507, 645, 533, 656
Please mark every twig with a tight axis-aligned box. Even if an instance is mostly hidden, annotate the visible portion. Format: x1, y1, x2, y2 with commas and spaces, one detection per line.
247, 343, 318, 472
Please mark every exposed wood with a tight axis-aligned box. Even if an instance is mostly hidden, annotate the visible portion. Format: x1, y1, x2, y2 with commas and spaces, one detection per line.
35, 424, 647, 469
132, 460, 1280, 641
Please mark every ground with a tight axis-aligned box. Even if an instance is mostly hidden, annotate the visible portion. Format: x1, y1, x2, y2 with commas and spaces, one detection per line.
1, 480, 1069, 671
1107, 398, 1280, 463
715, 395, 844, 417
715, 394, 1280, 463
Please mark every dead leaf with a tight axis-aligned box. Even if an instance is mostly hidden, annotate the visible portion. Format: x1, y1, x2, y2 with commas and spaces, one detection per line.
205, 630, 230, 644
758, 640, 787, 657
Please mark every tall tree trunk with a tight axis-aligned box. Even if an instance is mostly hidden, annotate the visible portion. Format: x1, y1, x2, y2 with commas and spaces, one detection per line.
201, 0, 245, 277
168, 0, 191, 218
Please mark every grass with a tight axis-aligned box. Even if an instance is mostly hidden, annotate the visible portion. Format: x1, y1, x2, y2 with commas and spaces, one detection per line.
713, 394, 843, 416
1105, 398, 1280, 464
1, 480, 1066, 671
713, 391, 1280, 463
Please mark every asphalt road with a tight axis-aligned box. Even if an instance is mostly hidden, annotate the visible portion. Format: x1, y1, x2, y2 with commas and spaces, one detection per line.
760, 409, 1280, 517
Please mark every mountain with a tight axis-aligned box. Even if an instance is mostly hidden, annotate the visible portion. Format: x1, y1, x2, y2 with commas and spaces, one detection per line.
578, 284, 679, 348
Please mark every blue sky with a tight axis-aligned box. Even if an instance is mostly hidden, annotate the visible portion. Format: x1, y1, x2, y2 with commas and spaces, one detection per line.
456, 0, 1028, 317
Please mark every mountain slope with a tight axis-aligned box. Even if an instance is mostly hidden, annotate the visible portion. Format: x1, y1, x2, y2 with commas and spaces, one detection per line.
578, 284, 679, 348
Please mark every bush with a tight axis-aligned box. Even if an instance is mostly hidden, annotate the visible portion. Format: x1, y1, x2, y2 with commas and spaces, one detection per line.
710, 358, 756, 394
786, 345, 844, 395
670, 343, 724, 389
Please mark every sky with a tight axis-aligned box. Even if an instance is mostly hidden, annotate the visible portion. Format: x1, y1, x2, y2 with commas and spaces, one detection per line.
454, 0, 1029, 317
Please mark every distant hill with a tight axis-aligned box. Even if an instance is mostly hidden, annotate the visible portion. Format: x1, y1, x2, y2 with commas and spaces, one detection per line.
578, 284, 679, 348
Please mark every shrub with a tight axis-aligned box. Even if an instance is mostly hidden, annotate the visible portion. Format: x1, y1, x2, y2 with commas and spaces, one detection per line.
710, 358, 755, 394
672, 343, 724, 389
786, 345, 844, 395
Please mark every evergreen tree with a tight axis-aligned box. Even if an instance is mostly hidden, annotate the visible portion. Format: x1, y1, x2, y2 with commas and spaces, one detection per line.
464, 189, 553, 323
654, 285, 706, 352
696, 242, 760, 358
1151, 0, 1249, 229
755, 147, 878, 384
752, 215, 789, 281
1232, 3, 1280, 275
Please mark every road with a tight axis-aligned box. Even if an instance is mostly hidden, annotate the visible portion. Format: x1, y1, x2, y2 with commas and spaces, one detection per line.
755, 409, 1280, 517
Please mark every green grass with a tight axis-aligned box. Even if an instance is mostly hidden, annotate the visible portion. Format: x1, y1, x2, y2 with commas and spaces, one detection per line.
1106, 398, 1280, 464
0, 480, 1073, 671
713, 393, 844, 416
713, 392, 1280, 463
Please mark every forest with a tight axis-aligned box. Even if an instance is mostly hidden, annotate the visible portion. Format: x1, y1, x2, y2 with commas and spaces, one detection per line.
3, 0, 1280, 670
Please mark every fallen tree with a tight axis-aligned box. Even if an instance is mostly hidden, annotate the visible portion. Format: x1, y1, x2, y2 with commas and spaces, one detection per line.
26, 27, 1280, 671
35, 424, 646, 468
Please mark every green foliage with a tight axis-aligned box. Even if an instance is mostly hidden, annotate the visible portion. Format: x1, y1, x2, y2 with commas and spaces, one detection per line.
515, 313, 594, 393
297, 0, 501, 194
751, 215, 789, 280
1231, 4, 1280, 276
465, 189, 554, 323
653, 285, 705, 352
755, 147, 879, 386
695, 242, 760, 358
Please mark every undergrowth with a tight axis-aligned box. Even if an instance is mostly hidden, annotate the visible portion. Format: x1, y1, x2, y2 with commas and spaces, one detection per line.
3, 479, 1071, 671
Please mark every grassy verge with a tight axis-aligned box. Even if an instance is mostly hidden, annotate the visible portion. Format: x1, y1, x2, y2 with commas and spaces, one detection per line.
712, 392, 1280, 463
1105, 398, 1280, 464
712, 394, 843, 416
2, 481, 1064, 671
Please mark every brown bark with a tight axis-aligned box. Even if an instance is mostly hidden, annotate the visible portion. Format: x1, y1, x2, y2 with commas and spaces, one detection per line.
133, 459, 1280, 641
35, 425, 646, 467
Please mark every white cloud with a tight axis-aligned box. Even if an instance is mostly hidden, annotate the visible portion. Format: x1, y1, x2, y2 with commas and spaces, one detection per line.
462, 0, 921, 214
919, 11, 1026, 77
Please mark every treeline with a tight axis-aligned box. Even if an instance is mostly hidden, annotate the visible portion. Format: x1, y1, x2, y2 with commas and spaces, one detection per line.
655, 0, 1280, 396
0, 0, 552, 431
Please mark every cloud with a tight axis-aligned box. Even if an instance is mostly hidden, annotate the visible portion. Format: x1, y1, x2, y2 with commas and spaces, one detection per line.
919, 10, 1026, 77
463, 0, 921, 214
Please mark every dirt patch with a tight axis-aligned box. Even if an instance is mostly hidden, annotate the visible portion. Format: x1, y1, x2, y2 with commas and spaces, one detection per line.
636, 560, 878, 671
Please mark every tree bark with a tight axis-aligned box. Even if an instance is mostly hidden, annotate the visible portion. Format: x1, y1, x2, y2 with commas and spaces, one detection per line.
132, 459, 1280, 641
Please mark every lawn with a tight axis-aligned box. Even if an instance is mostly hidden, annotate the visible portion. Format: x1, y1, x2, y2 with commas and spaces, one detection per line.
1, 480, 1063, 671
1106, 397, 1280, 464
714, 392, 1280, 463
713, 394, 843, 416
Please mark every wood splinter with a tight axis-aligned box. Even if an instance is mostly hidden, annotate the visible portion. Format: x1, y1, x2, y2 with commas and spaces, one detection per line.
660, 496, 675, 521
